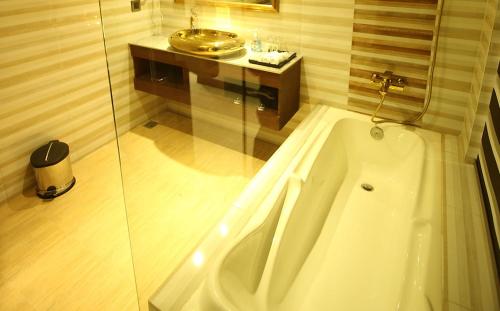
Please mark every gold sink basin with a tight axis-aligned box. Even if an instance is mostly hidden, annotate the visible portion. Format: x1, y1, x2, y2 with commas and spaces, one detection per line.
168, 29, 245, 57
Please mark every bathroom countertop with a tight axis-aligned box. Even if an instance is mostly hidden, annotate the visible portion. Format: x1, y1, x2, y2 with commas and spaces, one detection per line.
130, 35, 302, 75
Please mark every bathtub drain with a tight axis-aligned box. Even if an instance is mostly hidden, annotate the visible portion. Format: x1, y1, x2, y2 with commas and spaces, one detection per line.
361, 183, 374, 192
370, 126, 384, 140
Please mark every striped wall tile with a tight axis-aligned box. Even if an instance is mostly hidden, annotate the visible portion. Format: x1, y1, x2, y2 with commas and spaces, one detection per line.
100, 0, 167, 136
0, 0, 162, 202
159, 0, 355, 109
424, 0, 486, 136
461, 0, 499, 160
347, 0, 437, 122
1, 0, 494, 200
0, 0, 118, 201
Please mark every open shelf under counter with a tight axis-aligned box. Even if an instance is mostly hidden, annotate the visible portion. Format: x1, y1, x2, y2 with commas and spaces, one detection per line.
134, 74, 191, 105
129, 36, 302, 130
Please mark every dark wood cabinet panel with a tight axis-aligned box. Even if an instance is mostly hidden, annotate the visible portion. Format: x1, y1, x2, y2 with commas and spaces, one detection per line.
129, 44, 301, 130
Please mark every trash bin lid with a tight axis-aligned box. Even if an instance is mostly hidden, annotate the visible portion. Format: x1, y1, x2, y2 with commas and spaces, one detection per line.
30, 140, 69, 168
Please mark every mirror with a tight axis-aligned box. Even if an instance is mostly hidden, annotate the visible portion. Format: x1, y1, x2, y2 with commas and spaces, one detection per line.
175, 0, 279, 12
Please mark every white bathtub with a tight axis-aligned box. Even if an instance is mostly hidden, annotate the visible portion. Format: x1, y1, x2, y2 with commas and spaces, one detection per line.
200, 109, 443, 311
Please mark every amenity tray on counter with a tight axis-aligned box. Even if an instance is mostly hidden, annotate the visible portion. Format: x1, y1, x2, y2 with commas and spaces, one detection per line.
249, 52, 297, 69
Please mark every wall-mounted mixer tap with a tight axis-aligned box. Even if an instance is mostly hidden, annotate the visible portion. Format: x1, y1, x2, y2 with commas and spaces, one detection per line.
368, 71, 408, 132
370, 71, 406, 95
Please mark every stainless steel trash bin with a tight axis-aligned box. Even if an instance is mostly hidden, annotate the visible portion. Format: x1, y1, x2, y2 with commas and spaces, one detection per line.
30, 140, 75, 199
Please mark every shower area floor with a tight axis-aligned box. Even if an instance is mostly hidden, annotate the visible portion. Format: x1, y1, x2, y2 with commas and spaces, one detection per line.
0, 110, 275, 310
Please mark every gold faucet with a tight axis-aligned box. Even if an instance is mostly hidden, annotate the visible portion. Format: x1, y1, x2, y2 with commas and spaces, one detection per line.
369, 71, 407, 129
190, 7, 199, 34
370, 71, 406, 95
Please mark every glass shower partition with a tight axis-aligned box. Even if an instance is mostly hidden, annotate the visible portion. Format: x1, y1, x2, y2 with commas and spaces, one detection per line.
0, 0, 137, 309
100, 0, 303, 309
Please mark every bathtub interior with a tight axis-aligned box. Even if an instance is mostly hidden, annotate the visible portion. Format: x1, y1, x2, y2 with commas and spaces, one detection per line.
204, 117, 442, 311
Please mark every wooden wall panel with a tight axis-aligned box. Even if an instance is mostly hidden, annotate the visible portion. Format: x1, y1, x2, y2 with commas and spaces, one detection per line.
348, 0, 437, 124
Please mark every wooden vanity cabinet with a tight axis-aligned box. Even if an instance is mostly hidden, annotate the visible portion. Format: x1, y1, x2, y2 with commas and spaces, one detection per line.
129, 44, 301, 130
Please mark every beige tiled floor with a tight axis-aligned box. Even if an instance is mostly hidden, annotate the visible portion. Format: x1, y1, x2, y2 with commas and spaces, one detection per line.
119, 112, 274, 310
0, 111, 275, 310
0, 142, 138, 310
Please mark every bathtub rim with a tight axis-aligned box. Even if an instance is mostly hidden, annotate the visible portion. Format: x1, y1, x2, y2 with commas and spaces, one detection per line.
204, 114, 443, 311
149, 106, 444, 311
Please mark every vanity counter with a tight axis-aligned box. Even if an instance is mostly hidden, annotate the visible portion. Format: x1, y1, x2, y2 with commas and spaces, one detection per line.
130, 35, 302, 75
129, 36, 302, 130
